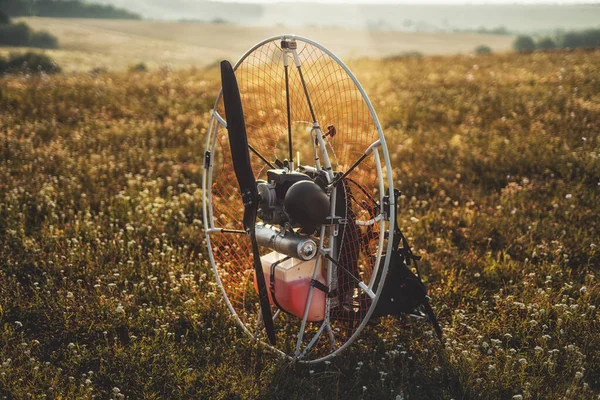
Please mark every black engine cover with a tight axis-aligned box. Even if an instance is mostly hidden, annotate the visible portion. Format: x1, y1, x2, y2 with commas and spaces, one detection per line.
284, 180, 330, 233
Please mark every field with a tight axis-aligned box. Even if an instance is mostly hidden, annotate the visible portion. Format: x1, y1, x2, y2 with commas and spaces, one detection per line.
0, 17, 514, 71
1, 48, 599, 399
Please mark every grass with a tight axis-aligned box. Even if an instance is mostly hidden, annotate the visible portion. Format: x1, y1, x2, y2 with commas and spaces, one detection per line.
0, 49, 599, 399
0, 17, 515, 72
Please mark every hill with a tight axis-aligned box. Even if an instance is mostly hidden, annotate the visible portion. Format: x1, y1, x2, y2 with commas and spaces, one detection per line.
1, 17, 514, 71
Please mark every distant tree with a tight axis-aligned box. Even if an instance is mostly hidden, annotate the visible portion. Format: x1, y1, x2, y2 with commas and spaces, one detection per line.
513, 35, 536, 52
454, 25, 512, 35
536, 37, 556, 50
0, 9, 11, 24
0, 21, 32, 46
558, 29, 600, 49
0, 20, 58, 48
475, 45, 492, 54
489, 26, 510, 35
35, 0, 140, 19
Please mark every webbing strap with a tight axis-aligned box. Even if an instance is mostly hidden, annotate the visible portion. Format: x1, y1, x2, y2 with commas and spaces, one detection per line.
310, 279, 329, 294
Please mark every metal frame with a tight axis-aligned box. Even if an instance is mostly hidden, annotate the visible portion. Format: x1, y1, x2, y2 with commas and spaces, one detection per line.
202, 34, 395, 364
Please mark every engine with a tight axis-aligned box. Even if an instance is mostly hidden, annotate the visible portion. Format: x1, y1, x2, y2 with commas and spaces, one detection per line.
256, 168, 330, 233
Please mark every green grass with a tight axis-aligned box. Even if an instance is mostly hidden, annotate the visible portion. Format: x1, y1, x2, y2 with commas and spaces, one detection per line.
0, 50, 599, 399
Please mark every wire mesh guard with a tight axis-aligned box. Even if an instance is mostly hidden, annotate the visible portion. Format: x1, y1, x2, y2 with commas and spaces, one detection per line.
202, 35, 394, 362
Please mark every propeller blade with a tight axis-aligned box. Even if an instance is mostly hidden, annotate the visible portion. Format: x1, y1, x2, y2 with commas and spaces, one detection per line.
220, 60, 276, 345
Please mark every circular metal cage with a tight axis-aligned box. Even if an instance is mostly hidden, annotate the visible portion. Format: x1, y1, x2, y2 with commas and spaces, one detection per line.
202, 35, 395, 363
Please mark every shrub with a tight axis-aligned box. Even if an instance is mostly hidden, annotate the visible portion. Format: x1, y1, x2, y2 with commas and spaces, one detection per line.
513, 35, 536, 52
536, 37, 556, 50
475, 45, 492, 54
30, 30, 58, 49
0, 21, 32, 46
129, 62, 148, 72
2, 52, 61, 74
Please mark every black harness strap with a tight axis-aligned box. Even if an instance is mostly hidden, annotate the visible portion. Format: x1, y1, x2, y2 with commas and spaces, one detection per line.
388, 189, 422, 271
310, 279, 329, 294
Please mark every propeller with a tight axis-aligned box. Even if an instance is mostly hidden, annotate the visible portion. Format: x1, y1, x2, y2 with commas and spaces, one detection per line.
220, 60, 277, 345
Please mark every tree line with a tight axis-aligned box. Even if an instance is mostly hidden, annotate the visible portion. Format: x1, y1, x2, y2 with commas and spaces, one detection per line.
514, 28, 600, 52
0, 0, 140, 20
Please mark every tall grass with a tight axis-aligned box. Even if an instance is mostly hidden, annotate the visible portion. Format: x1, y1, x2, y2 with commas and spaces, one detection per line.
0, 50, 598, 399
